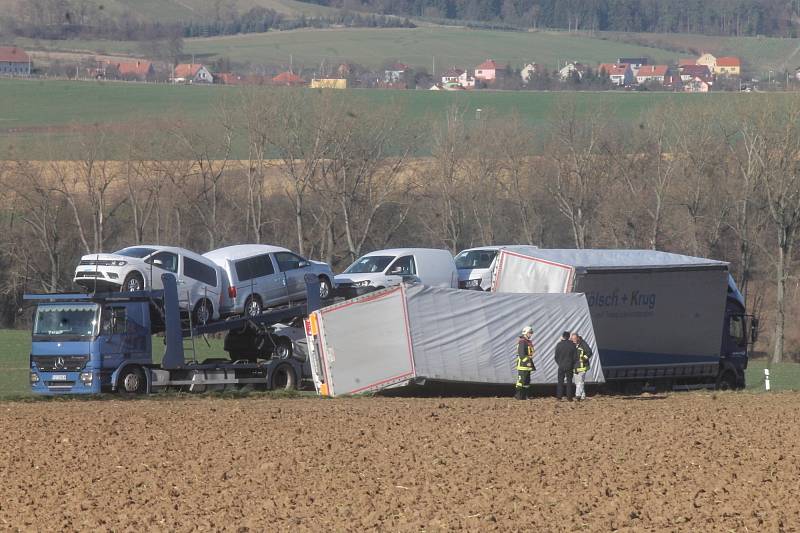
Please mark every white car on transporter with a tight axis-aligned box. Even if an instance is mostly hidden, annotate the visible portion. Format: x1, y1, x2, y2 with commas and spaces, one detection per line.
73, 245, 222, 324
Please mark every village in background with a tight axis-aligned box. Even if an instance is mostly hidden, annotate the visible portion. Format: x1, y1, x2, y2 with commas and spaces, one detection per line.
0, 44, 790, 93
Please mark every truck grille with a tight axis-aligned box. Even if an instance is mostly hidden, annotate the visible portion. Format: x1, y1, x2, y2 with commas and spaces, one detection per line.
32, 355, 89, 371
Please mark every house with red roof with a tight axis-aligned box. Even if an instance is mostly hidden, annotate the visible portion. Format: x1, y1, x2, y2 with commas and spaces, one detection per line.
598, 63, 633, 86
115, 60, 154, 80
272, 71, 305, 86
679, 64, 712, 83
171, 63, 213, 83
715, 56, 741, 76
635, 64, 669, 84
474, 59, 499, 82
0, 46, 30, 76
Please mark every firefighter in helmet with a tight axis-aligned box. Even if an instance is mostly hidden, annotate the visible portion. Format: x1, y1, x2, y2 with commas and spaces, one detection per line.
515, 326, 535, 400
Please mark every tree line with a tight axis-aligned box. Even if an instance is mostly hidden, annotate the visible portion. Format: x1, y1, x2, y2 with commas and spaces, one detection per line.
1, 0, 414, 43
1, 91, 800, 362
304, 0, 800, 36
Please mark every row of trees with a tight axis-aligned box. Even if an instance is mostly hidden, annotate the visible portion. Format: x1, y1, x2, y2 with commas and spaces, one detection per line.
2, 92, 800, 361
310, 0, 800, 36
1, 0, 413, 42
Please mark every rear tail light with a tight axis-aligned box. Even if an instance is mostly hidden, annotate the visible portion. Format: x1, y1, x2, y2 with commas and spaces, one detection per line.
228, 286, 237, 299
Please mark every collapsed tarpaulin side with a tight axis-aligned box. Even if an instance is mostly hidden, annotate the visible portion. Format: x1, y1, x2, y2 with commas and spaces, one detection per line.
404, 285, 604, 385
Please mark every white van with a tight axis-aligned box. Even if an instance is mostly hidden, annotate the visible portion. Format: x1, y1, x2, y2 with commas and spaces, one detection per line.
455, 245, 539, 291
203, 244, 336, 317
335, 248, 458, 297
74, 245, 222, 324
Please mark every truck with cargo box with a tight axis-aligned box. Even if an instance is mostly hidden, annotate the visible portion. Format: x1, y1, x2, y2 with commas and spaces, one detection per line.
491, 249, 756, 390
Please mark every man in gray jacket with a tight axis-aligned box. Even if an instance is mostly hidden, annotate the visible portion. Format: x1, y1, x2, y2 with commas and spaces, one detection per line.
554, 331, 578, 401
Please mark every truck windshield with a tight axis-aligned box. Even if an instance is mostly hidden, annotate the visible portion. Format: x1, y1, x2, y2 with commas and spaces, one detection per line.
455, 250, 497, 269
33, 303, 99, 339
114, 247, 157, 258
345, 256, 394, 274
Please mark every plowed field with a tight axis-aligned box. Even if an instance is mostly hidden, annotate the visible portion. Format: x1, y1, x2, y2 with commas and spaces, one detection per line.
1, 393, 797, 531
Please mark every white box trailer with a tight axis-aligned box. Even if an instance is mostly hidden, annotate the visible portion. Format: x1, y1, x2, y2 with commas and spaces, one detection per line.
491, 249, 752, 388
305, 283, 603, 397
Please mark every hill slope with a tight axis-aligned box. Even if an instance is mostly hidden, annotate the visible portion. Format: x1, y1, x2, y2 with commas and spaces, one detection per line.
182, 27, 683, 70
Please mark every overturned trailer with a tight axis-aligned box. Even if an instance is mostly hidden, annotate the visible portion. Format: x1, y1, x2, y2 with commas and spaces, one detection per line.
491, 249, 755, 389
305, 283, 603, 397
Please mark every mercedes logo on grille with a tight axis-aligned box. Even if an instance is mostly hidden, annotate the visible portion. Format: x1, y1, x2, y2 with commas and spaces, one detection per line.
54, 357, 65, 370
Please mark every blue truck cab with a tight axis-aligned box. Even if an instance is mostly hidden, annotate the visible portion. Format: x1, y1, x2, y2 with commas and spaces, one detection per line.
27, 273, 321, 396
28, 290, 158, 395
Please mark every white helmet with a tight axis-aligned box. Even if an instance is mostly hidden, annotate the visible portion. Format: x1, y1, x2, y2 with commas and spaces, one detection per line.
522, 326, 533, 336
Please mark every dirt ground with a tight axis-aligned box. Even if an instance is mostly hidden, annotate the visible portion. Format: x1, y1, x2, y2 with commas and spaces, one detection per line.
0, 393, 798, 532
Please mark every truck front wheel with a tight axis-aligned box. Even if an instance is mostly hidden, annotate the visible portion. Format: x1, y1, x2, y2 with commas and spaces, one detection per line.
270, 365, 297, 391
118, 366, 147, 395
716, 370, 738, 391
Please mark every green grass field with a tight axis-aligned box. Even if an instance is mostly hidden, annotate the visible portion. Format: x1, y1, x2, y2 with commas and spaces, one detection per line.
181, 27, 684, 70
2, 328, 798, 399
2, 77, 787, 157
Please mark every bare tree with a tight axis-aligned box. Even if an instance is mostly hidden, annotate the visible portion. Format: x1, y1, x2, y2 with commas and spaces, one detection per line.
51, 129, 126, 254
315, 100, 418, 262
169, 102, 235, 250
546, 101, 610, 249
262, 90, 334, 256
754, 101, 800, 363
0, 160, 68, 292
423, 106, 469, 253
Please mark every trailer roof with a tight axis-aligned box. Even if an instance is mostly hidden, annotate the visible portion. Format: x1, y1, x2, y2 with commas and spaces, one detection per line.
509, 249, 728, 270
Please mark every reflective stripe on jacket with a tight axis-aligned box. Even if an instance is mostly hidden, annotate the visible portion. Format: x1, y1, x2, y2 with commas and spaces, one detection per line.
576, 347, 590, 373
516, 337, 534, 371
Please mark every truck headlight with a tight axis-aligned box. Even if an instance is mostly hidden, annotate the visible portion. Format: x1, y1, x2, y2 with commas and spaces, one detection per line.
355, 280, 371, 287
464, 279, 481, 288
30, 372, 39, 384
80, 372, 93, 385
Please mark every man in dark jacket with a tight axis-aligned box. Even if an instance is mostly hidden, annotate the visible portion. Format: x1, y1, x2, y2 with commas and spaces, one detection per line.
554, 331, 578, 400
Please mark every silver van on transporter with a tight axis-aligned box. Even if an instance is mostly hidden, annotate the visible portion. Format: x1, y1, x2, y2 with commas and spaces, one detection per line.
203, 244, 336, 317
335, 248, 458, 297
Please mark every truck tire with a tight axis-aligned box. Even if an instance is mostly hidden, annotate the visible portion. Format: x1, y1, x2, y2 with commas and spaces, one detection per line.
716, 370, 737, 391
122, 272, 144, 292
270, 365, 297, 391
118, 366, 147, 396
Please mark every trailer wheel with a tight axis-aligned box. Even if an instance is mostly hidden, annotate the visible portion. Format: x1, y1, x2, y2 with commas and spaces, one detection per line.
716, 370, 737, 391
118, 366, 147, 396
270, 365, 296, 390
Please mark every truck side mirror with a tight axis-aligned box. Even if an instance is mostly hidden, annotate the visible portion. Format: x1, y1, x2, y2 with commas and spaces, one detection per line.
750, 317, 759, 343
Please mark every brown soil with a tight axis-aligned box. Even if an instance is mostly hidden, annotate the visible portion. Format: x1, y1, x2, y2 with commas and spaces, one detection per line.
0, 393, 797, 532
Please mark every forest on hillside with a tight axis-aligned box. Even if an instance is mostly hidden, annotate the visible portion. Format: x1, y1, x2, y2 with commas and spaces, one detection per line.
303, 0, 800, 36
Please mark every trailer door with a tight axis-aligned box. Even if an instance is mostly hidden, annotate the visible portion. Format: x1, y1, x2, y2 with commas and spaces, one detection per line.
313, 286, 415, 396
492, 250, 575, 293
